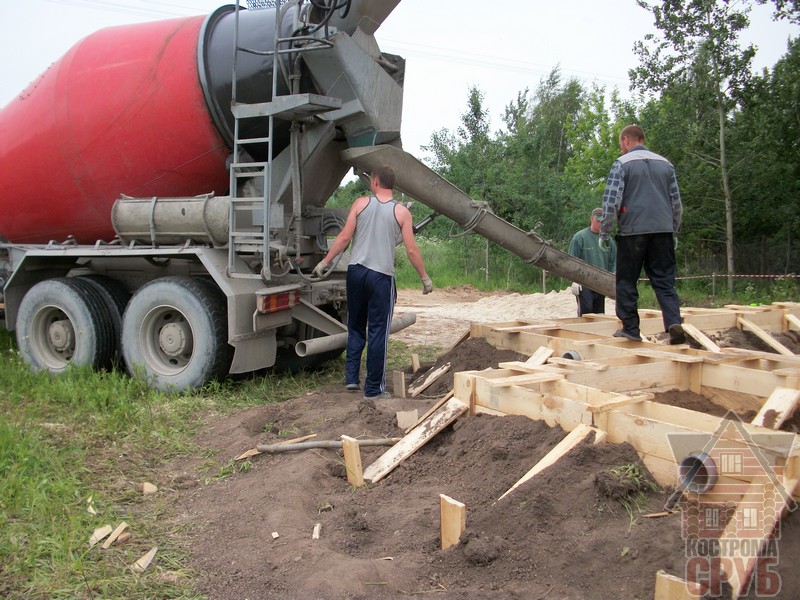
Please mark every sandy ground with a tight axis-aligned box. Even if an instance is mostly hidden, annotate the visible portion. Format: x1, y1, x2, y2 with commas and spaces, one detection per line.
392, 285, 613, 348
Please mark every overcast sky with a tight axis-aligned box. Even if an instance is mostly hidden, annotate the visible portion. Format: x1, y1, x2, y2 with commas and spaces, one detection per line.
1, 0, 797, 161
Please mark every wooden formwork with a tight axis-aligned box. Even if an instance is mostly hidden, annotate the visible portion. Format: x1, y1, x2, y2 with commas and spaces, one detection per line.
451, 302, 800, 600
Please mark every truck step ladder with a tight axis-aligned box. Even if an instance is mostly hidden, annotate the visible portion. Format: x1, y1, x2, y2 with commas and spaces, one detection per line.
227, 0, 341, 280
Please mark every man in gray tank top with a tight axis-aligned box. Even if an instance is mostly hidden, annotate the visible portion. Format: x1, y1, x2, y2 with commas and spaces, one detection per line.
599, 124, 685, 344
313, 165, 432, 401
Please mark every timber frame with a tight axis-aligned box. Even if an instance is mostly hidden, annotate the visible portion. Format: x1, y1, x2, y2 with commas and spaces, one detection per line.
451, 302, 800, 600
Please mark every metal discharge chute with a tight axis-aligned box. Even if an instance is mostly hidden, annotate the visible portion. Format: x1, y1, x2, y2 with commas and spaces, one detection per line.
343, 145, 617, 299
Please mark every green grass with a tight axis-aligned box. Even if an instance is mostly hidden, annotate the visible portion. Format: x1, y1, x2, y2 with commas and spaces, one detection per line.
0, 330, 344, 600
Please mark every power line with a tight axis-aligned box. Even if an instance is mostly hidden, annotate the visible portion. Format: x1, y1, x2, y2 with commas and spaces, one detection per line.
42, 0, 207, 20
378, 37, 630, 89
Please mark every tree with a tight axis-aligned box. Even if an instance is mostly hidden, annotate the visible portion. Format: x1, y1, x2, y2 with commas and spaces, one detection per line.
631, 0, 757, 292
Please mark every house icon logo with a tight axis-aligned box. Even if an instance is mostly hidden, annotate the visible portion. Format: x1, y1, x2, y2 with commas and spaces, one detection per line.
666, 411, 797, 598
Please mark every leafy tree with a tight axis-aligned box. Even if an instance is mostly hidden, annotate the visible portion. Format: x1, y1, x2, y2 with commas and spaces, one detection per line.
631, 0, 758, 291
756, 0, 800, 23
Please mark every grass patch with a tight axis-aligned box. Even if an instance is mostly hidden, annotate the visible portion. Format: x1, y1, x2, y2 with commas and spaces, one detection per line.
0, 329, 342, 599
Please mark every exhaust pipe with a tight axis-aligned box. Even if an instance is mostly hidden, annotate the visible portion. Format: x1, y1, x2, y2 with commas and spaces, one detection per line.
295, 311, 416, 357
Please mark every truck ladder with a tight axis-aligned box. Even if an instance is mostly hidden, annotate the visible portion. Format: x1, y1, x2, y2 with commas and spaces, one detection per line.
227, 0, 340, 280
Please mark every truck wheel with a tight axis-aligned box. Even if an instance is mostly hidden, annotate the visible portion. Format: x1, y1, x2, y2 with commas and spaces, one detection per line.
79, 275, 130, 367
16, 277, 115, 373
121, 276, 232, 391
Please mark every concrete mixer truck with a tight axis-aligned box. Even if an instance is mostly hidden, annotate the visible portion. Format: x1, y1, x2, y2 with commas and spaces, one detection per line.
0, 0, 615, 391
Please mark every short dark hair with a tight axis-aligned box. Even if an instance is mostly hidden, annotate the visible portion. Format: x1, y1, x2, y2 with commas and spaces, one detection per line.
620, 124, 645, 143
372, 165, 395, 190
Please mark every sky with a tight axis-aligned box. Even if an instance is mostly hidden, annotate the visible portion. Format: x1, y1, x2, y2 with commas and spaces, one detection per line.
1, 0, 797, 162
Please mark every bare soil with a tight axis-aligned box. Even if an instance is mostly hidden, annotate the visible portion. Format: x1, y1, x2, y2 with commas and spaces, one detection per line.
164, 288, 800, 599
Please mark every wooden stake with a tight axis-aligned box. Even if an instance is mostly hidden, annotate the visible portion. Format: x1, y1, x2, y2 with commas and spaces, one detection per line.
88, 525, 113, 548
101, 522, 129, 550
396, 410, 419, 430
439, 494, 466, 550
341, 435, 364, 487
131, 547, 158, 574
312, 523, 322, 540
392, 370, 407, 398
411, 353, 421, 373
236, 433, 317, 460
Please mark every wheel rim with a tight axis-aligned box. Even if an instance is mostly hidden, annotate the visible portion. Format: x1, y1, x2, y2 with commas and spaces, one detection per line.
139, 305, 194, 375
30, 305, 76, 369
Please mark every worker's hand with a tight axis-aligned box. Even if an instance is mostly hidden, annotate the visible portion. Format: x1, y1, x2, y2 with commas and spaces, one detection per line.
421, 276, 433, 295
673, 236, 679, 250
570, 282, 582, 296
599, 236, 610, 251
312, 259, 329, 279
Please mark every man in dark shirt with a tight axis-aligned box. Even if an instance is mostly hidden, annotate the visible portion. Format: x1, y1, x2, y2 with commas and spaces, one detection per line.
599, 125, 685, 344
568, 207, 616, 316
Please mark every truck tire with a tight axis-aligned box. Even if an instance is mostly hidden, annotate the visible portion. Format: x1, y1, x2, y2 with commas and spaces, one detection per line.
121, 276, 232, 392
16, 277, 115, 373
79, 275, 130, 367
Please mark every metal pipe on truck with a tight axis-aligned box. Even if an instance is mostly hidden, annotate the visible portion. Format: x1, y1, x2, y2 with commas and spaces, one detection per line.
295, 312, 417, 357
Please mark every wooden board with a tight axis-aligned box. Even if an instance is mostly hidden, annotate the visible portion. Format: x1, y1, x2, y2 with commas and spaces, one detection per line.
681, 322, 721, 353
738, 317, 795, 356
496, 423, 601, 502
405, 391, 453, 433
408, 362, 451, 397
751, 387, 800, 430
363, 398, 468, 484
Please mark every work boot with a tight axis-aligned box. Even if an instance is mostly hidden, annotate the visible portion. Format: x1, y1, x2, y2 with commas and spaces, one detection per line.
613, 328, 642, 342
669, 324, 687, 345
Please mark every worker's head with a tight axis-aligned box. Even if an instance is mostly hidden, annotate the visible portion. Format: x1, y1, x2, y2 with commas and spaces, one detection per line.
619, 124, 645, 155
371, 165, 395, 191
590, 207, 602, 232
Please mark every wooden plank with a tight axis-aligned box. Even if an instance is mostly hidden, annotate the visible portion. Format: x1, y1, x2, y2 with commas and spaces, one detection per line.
392, 370, 407, 398
739, 316, 795, 356
439, 494, 466, 550
446, 329, 471, 353
586, 392, 652, 413
654, 570, 703, 599
786, 313, 800, 332
526, 346, 555, 365
681, 322, 722, 353
405, 391, 453, 433
752, 387, 800, 430
496, 424, 599, 503
721, 476, 800, 599
363, 398, 469, 483
473, 377, 592, 431
630, 349, 705, 363
491, 323, 560, 333
341, 435, 364, 487
409, 362, 451, 397
484, 372, 564, 388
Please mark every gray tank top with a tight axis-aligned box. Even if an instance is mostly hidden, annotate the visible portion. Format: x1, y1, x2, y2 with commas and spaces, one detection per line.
348, 195, 402, 276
